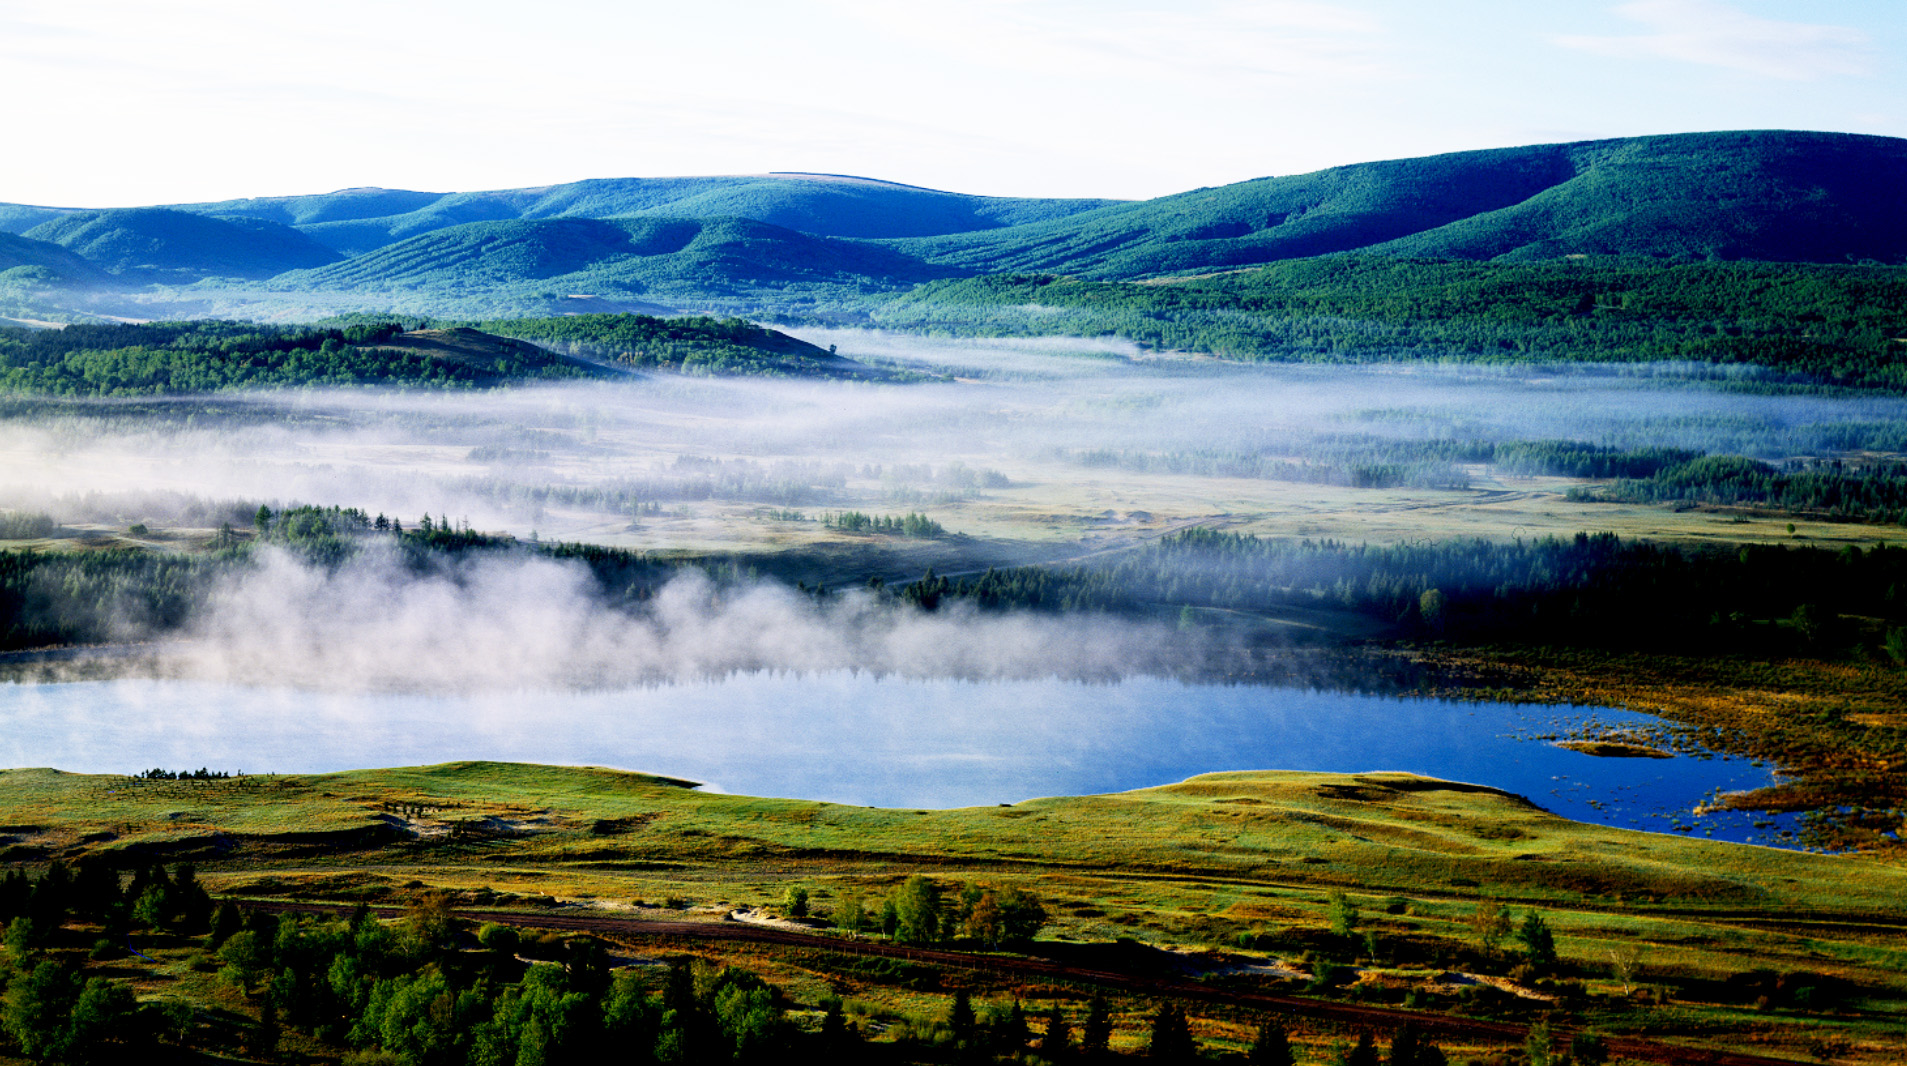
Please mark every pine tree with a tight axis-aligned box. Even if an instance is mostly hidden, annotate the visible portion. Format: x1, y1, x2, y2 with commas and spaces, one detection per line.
1387, 1024, 1421, 1066
1080, 993, 1112, 1060
1519, 911, 1558, 968
1147, 1003, 1196, 1063
1041, 1007, 1071, 1061
948, 988, 975, 1047
1248, 1017, 1293, 1066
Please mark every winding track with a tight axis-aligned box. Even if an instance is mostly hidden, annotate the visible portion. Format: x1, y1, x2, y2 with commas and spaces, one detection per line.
253, 902, 1804, 1066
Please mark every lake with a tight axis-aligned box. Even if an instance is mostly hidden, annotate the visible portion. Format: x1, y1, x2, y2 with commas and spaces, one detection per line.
0, 674, 1795, 847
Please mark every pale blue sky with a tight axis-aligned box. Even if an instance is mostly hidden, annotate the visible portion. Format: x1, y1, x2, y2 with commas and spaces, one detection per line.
2, 0, 1901, 206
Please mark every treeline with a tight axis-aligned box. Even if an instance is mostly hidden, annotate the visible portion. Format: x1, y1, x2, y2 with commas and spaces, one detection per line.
868, 258, 1907, 391
1056, 439, 1696, 491
823, 511, 945, 537
0, 548, 217, 649
902, 528, 1907, 660
0, 320, 582, 396
133, 767, 233, 781
1059, 439, 1907, 524
1575, 455, 1907, 523
20, 501, 1907, 666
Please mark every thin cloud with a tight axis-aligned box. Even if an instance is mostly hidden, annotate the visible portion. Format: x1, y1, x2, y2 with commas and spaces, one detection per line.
1555, 0, 1873, 81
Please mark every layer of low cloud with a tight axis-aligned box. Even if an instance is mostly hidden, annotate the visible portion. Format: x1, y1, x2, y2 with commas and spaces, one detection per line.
1555, 0, 1873, 81
175, 546, 1201, 691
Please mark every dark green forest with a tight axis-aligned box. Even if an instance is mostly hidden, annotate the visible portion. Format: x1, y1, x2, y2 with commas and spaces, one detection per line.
0, 313, 869, 395
900, 528, 1907, 664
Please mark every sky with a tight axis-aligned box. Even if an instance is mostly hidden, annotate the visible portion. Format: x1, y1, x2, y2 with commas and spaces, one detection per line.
1, 0, 1901, 207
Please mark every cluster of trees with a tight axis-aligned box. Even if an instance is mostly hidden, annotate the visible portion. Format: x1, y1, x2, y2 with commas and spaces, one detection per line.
822, 511, 946, 538
0, 862, 215, 1059
0, 511, 60, 541
0, 319, 586, 396
204, 895, 902, 1064
1, 860, 216, 941
871, 258, 1907, 391
837, 877, 1046, 949
132, 767, 232, 781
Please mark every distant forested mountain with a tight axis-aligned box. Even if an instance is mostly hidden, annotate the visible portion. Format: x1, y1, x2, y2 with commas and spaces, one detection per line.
892, 131, 1907, 276
0, 233, 110, 285
2, 130, 1905, 371
127, 174, 1123, 255
23, 208, 341, 279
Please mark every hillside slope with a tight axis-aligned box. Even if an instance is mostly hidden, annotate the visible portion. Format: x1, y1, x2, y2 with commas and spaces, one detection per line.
893, 130, 1907, 277
0, 232, 111, 285
269, 216, 952, 313
24, 208, 342, 279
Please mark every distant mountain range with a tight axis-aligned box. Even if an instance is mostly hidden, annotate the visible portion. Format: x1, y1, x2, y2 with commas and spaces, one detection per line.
2, 130, 1902, 319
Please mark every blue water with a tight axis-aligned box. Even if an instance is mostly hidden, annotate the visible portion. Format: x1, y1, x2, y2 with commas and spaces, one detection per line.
0, 675, 1795, 846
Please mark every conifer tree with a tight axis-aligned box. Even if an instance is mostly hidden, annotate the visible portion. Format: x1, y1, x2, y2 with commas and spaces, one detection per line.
1248, 1017, 1293, 1066
1080, 993, 1112, 1060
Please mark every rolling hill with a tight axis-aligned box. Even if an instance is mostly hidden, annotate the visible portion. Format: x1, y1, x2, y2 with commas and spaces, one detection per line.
164, 174, 1124, 255
2, 129, 1903, 327
268, 216, 954, 314
0, 232, 111, 286
892, 130, 1907, 277
23, 208, 342, 279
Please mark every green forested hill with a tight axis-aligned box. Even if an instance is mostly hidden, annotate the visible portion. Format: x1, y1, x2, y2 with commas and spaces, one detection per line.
163, 174, 1121, 255
0, 233, 110, 285
0, 203, 72, 234
0, 313, 881, 394
23, 208, 342, 279
891, 131, 1907, 277
0, 320, 592, 394
474, 313, 881, 377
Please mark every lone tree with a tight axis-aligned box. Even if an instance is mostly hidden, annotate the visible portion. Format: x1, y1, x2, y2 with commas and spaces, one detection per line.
948, 988, 976, 1048
1328, 889, 1360, 938
1519, 911, 1559, 969
892, 876, 941, 945
1470, 899, 1511, 956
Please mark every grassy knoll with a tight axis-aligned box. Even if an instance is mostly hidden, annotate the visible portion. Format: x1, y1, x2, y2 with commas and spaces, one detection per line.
3, 762, 1904, 1062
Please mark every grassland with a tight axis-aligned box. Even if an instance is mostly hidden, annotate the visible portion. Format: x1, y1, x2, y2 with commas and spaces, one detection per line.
2, 761, 1903, 1063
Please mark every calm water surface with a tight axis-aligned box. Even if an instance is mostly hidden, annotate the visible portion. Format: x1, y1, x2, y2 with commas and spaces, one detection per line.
0, 675, 1793, 846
